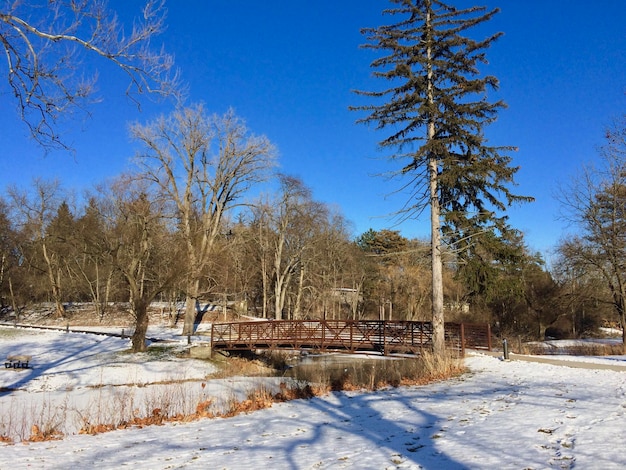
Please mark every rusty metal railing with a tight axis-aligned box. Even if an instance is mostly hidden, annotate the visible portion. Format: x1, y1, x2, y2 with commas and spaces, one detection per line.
210, 320, 491, 356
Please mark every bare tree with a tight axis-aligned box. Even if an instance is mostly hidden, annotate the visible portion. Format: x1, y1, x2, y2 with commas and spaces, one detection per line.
249, 200, 272, 318
552, 256, 610, 337
558, 119, 626, 352
263, 175, 336, 320
97, 175, 181, 352
343, 244, 369, 320
8, 179, 67, 317
130, 104, 276, 335
0, 197, 17, 313
1, 0, 177, 149
308, 210, 355, 321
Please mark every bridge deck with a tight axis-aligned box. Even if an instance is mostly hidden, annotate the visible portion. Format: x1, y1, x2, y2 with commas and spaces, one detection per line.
210, 320, 491, 356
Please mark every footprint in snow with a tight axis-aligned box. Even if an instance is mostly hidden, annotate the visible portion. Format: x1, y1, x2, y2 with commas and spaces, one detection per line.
536, 427, 576, 469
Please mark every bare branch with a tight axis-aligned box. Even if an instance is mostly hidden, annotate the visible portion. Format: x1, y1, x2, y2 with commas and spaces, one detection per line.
0, 0, 179, 150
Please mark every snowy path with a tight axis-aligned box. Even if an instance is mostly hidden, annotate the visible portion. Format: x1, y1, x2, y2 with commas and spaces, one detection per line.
3, 353, 626, 469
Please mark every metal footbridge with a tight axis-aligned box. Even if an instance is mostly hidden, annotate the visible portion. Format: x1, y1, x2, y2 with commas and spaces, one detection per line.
210, 320, 492, 356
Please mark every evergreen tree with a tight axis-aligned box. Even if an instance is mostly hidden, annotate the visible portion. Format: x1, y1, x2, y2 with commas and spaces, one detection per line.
352, 0, 532, 355
73, 198, 119, 318
45, 201, 76, 310
356, 229, 408, 259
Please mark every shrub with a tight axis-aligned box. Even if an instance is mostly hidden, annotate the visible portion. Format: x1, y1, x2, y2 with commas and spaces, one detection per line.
287, 352, 465, 392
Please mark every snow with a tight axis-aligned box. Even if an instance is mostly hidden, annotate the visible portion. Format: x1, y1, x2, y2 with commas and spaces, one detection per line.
1, 325, 626, 469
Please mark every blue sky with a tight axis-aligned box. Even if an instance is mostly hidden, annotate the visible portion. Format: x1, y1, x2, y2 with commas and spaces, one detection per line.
1, 1, 625, 258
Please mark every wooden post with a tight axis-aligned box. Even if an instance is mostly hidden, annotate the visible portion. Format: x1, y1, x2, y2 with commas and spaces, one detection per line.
460, 323, 466, 358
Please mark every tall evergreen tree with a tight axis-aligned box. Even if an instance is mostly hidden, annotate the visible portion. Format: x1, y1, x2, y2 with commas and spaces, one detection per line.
352, 0, 532, 355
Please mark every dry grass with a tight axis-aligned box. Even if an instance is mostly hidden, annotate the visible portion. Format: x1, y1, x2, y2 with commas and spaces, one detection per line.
77, 381, 316, 437
287, 351, 465, 392
208, 355, 277, 378
520, 342, 623, 356
28, 424, 64, 442
0, 347, 465, 444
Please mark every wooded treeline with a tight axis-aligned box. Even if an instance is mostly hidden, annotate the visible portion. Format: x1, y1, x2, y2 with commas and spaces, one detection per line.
0, 138, 613, 352
0, 177, 610, 343
0, 107, 623, 353
0, 182, 614, 344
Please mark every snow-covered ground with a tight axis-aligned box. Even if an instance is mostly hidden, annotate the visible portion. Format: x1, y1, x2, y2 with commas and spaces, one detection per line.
1, 325, 626, 469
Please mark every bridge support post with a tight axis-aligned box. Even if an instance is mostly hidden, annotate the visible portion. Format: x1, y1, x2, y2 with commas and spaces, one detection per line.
382, 321, 387, 356
190, 345, 212, 359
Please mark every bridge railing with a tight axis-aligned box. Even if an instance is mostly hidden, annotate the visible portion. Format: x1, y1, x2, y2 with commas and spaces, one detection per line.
210, 320, 491, 356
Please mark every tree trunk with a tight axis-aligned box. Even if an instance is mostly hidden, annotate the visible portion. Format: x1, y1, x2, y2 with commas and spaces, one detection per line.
261, 249, 268, 318
622, 315, 626, 356
618, 295, 626, 355
80, 260, 111, 322
0, 254, 5, 309
8, 277, 20, 322
350, 279, 363, 321
131, 299, 149, 353
273, 233, 286, 320
274, 268, 293, 320
42, 242, 65, 318
274, 276, 284, 320
183, 279, 200, 336
274, 256, 296, 321
103, 268, 113, 320
535, 307, 547, 340
293, 264, 305, 320
431, 186, 445, 356
259, 217, 269, 319
426, 11, 445, 357
538, 322, 547, 341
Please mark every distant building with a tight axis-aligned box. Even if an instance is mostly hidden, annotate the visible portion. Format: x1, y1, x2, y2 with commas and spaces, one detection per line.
445, 301, 470, 313
331, 287, 362, 306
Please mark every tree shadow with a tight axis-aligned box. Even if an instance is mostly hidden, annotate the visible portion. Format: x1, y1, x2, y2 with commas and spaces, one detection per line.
192, 302, 219, 332
44, 384, 473, 469
277, 389, 469, 469
3, 355, 620, 468
0, 329, 128, 395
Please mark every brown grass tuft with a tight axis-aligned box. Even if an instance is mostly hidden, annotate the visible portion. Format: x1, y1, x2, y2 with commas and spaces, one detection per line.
521, 342, 623, 356
223, 388, 275, 417
27, 424, 64, 442
209, 356, 276, 378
